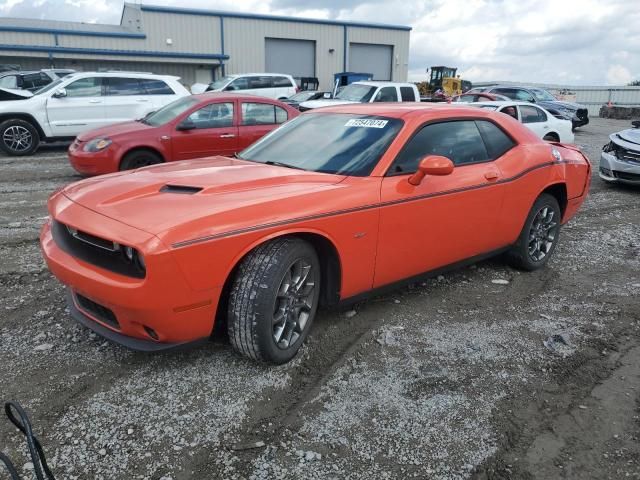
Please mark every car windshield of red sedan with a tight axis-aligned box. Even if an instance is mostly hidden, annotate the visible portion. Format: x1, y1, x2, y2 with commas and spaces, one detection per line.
142, 96, 199, 126
237, 113, 403, 176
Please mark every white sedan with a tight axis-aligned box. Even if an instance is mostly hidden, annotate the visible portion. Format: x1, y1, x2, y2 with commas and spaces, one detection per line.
470, 101, 574, 144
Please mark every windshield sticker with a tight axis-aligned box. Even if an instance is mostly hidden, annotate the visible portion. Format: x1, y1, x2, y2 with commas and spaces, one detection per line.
345, 119, 389, 128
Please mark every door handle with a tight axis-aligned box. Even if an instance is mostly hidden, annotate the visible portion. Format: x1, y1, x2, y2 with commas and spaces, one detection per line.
484, 171, 500, 181
220, 133, 236, 138
136, 99, 150, 102
88, 100, 101, 104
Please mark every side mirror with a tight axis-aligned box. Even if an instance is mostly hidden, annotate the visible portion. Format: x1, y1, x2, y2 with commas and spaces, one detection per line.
176, 119, 196, 131
408, 155, 454, 186
52, 88, 67, 98
323, 92, 331, 99
631, 120, 640, 129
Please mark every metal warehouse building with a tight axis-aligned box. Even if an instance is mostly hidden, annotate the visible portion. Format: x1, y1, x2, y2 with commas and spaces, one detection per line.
0, 3, 411, 90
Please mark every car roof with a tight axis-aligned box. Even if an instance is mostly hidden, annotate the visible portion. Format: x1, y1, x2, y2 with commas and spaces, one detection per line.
304, 102, 499, 120
224, 73, 294, 78
470, 100, 541, 107
192, 91, 292, 103
63, 71, 180, 80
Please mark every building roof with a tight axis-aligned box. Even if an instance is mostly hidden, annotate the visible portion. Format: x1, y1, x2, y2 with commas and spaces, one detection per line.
0, 17, 144, 38
137, 3, 412, 31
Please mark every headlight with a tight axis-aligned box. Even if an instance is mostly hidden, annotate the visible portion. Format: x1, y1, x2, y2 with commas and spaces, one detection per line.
122, 245, 145, 272
83, 138, 112, 152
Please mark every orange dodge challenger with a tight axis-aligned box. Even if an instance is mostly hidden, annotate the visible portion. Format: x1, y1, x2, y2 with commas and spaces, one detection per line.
41, 104, 591, 364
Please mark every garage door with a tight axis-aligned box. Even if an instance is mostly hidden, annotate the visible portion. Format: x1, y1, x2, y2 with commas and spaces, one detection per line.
349, 43, 393, 81
265, 38, 315, 78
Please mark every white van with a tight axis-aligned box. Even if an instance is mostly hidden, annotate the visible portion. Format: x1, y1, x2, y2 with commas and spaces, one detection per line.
202, 73, 298, 100
298, 81, 420, 111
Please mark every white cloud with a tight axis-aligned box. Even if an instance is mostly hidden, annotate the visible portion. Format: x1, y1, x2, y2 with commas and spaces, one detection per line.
1, 0, 640, 85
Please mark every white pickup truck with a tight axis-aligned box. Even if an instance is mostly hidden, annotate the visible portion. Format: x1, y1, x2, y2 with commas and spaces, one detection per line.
298, 81, 420, 111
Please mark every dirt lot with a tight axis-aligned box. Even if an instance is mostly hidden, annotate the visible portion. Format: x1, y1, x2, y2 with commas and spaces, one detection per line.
1, 118, 639, 480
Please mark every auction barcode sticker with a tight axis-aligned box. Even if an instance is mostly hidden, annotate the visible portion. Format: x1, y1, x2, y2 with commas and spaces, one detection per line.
345, 119, 389, 128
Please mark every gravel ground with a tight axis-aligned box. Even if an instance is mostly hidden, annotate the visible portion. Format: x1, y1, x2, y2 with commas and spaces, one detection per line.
1, 118, 639, 480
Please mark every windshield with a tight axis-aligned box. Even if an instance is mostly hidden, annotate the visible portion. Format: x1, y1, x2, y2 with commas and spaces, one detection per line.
289, 91, 315, 102
530, 88, 557, 102
144, 96, 199, 126
208, 75, 235, 90
335, 84, 376, 102
33, 78, 63, 95
237, 113, 403, 176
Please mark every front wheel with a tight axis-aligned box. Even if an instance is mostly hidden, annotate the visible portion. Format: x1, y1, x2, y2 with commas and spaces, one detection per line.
228, 237, 320, 364
119, 149, 162, 171
507, 193, 561, 271
0, 119, 39, 156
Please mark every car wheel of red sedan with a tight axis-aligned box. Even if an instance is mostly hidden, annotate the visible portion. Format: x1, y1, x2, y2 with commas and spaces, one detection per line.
228, 237, 321, 364
508, 193, 561, 271
120, 149, 163, 171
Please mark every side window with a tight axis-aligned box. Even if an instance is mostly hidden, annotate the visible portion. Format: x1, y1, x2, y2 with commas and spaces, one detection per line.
106, 77, 145, 96
248, 76, 273, 89
241, 102, 282, 125
139, 79, 174, 95
374, 87, 398, 102
227, 77, 249, 91
185, 102, 234, 129
65, 77, 102, 97
520, 105, 545, 123
400, 86, 417, 102
273, 76, 293, 88
390, 121, 490, 174
499, 105, 518, 120
275, 106, 288, 124
0, 75, 18, 89
476, 120, 516, 159
514, 89, 535, 102
493, 88, 517, 100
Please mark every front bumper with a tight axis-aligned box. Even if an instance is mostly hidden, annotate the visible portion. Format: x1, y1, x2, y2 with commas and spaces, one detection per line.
40, 200, 222, 349
571, 115, 589, 129
68, 140, 121, 176
599, 151, 640, 184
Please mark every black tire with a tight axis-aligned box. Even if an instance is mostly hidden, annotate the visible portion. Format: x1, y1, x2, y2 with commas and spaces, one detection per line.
228, 237, 321, 364
0, 119, 39, 156
507, 193, 561, 271
119, 149, 162, 171
543, 133, 559, 142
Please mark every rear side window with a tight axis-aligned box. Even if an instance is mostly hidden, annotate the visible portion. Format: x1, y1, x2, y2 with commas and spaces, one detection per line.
65, 77, 102, 97
139, 79, 174, 95
390, 120, 490, 174
374, 87, 398, 102
476, 121, 515, 159
0, 75, 17, 89
241, 102, 288, 125
272, 76, 293, 88
186, 102, 234, 128
22, 73, 50, 90
520, 105, 546, 123
106, 77, 144, 96
400, 86, 417, 102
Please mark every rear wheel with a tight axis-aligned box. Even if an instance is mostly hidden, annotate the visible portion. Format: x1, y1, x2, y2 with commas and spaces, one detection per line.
228, 237, 320, 364
507, 193, 561, 271
119, 149, 162, 171
0, 119, 39, 156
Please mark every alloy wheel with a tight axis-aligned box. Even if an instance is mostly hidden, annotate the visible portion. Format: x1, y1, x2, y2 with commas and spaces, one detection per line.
528, 206, 558, 261
272, 258, 316, 350
3, 125, 32, 153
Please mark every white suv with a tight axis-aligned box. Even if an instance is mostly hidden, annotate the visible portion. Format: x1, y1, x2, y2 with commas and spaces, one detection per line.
0, 71, 190, 156
203, 73, 298, 100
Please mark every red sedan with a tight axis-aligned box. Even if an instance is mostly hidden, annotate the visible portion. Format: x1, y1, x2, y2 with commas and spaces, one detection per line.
68, 93, 300, 175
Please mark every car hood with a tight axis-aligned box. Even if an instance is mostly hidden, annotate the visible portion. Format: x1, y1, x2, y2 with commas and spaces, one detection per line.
537, 100, 585, 112
76, 120, 155, 141
612, 128, 640, 148
0, 87, 34, 101
299, 99, 358, 109
61, 157, 347, 241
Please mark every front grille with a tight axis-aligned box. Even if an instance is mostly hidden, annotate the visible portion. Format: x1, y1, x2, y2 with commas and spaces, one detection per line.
614, 171, 640, 181
52, 220, 145, 279
75, 293, 119, 329
617, 147, 640, 165
576, 108, 588, 120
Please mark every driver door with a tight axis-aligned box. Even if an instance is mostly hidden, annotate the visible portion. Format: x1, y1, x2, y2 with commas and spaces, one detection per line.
46, 76, 105, 137
374, 120, 509, 288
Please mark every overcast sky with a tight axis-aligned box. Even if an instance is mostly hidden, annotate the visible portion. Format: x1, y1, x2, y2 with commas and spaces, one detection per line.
1, 0, 639, 85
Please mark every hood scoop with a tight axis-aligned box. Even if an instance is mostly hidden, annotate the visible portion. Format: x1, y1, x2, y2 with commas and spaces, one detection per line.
160, 184, 203, 195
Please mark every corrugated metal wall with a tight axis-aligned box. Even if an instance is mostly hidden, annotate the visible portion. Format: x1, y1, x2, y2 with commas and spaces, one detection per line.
347, 27, 409, 83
